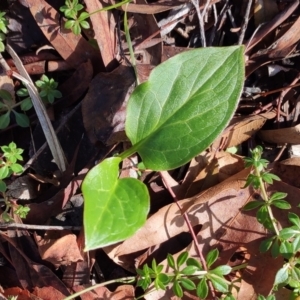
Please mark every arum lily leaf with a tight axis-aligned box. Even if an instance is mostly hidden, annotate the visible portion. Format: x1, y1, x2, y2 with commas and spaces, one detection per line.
125, 46, 244, 170
82, 157, 150, 251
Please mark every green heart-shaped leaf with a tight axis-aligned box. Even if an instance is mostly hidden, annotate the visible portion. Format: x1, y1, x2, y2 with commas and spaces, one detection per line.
125, 46, 244, 170
82, 157, 150, 251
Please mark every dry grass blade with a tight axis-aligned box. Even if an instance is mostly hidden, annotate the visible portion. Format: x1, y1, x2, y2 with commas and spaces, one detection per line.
6, 45, 67, 172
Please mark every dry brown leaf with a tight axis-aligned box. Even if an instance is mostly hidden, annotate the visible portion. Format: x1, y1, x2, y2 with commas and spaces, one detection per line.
35, 231, 83, 268
213, 111, 276, 149
259, 124, 300, 144
3, 287, 32, 300
86, 0, 116, 69
33, 286, 66, 300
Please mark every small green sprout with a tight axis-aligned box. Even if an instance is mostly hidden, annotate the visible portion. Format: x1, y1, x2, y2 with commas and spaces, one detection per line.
0, 142, 24, 193
35, 75, 62, 104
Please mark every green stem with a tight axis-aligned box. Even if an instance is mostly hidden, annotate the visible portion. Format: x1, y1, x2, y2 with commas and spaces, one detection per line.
81, 0, 132, 19
63, 276, 136, 300
255, 167, 280, 236
124, 4, 139, 84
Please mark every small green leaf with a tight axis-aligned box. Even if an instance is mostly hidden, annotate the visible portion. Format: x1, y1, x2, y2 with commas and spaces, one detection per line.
271, 238, 280, 258
280, 227, 300, 240
0, 89, 12, 101
261, 172, 280, 184
125, 46, 244, 170
186, 257, 202, 269
269, 192, 287, 201
243, 201, 263, 211
167, 254, 175, 269
20, 98, 33, 111
78, 11, 89, 21
274, 265, 289, 285
206, 248, 219, 269
17, 88, 29, 97
197, 278, 208, 299
271, 200, 291, 210
288, 212, 300, 228
0, 180, 6, 192
208, 274, 229, 293
181, 265, 198, 275
10, 163, 23, 174
0, 111, 10, 129
256, 205, 268, 224
279, 240, 294, 259
82, 157, 150, 250
292, 235, 300, 253
177, 251, 188, 267
179, 278, 196, 290
65, 19, 75, 29
173, 281, 183, 298
80, 20, 90, 29
13, 111, 29, 127
0, 165, 9, 179
210, 265, 232, 276
259, 236, 274, 253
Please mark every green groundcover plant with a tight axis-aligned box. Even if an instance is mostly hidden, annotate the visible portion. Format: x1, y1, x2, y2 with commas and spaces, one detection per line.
0, 142, 29, 221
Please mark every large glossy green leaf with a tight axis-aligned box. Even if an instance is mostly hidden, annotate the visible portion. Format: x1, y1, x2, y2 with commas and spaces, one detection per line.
82, 157, 150, 251
125, 46, 244, 170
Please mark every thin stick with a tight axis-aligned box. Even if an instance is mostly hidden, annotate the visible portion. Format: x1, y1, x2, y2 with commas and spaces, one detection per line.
0, 223, 81, 231
191, 0, 207, 47
238, 0, 252, 45
159, 171, 216, 298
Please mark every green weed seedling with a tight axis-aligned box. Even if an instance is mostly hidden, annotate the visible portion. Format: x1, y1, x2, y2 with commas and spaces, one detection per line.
243, 146, 300, 299
73, 46, 245, 299
0, 142, 28, 221
60, 0, 132, 35
65, 249, 238, 300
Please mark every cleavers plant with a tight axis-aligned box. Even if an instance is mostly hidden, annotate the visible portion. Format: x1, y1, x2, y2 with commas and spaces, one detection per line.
60, 0, 132, 35
65, 249, 238, 300
0, 75, 62, 129
243, 146, 300, 298
0, 142, 29, 221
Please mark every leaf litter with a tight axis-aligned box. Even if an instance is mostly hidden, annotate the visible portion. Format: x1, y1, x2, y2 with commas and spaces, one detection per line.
1, 0, 300, 299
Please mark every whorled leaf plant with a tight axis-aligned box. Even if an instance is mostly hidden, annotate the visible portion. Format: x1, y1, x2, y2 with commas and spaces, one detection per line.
82, 46, 245, 251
